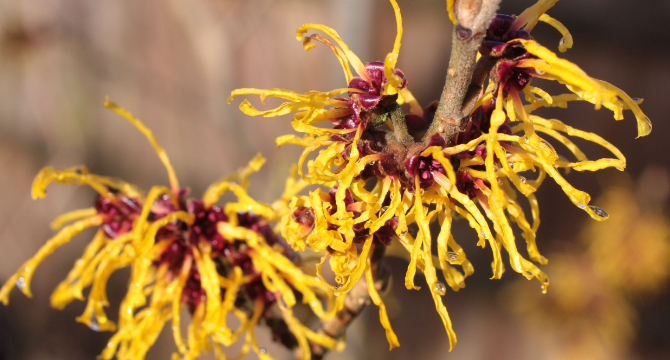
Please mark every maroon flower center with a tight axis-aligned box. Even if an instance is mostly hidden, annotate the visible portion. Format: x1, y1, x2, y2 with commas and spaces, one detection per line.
243, 276, 277, 307
238, 211, 278, 246
94, 195, 141, 239
496, 59, 535, 93
348, 61, 407, 110
456, 171, 491, 199
150, 196, 283, 313
405, 136, 448, 190
182, 268, 207, 314
481, 14, 532, 57
188, 200, 228, 253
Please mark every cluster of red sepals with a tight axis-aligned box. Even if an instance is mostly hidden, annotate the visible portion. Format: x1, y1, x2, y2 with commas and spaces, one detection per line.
94, 189, 284, 313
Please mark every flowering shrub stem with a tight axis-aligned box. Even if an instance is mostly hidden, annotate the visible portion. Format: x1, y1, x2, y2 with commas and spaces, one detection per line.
389, 104, 414, 146
427, 0, 502, 144
297, 244, 389, 360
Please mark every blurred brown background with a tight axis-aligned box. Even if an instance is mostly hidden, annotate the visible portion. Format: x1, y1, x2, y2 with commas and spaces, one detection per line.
1, 0, 669, 359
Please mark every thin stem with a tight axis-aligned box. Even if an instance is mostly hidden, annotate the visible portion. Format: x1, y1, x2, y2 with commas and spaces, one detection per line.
295, 244, 389, 360
423, 0, 501, 145
462, 56, 496, 115
389, 104, 414, 146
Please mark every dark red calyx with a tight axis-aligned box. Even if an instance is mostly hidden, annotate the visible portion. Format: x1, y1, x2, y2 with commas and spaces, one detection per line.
181, 267, 207, 314
328, 185, 354, 209
348, 61, 407, 110
457, 98, 512, 151
187, 200, 228, 252
232, 252, 255, 275
403, 134, 447, 189
351, 195, 398, 246
149, 188, 189, 221
405, 155, 421, 177
405, 154, 447, 189
157, 240, 190, 273
481, 14, 532, 57
494, 57, 536, 94
456, 171, 490, 199
374, 217, 399, 246
486, 15, 516, 41
243, 275, 277, 307
333, 114, 360, 131
95, 195, 141, 239
427, 133, 447, 148
405, 101, 437, 139
237, 211, 277, 246
291, 207, 315, 229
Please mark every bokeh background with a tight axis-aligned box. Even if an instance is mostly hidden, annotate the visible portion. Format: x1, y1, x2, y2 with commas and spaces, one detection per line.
1, 0, 669, 359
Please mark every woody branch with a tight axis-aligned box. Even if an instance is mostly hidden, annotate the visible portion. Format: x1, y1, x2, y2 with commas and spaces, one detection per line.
423, 0, 502, 145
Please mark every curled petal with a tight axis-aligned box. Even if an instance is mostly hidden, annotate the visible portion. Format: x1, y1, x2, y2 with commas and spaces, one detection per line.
538, 13, 573, 52
296, 23, 370, 82
0, 216, 104, 303
510, 0, 559, 32
105, 97, 180, 192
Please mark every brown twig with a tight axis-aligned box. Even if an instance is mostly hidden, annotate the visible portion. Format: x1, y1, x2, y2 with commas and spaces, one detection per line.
462, 55, 496, 115
423, 0, 502, 145
388, 104, 414, 146
294, 244, 389, 360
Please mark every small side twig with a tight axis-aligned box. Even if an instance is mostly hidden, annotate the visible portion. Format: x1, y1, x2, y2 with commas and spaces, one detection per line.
423, 0, 501, 144
388, 104, 414, 146
295, 244, 389, 360
461, 56, 496, 115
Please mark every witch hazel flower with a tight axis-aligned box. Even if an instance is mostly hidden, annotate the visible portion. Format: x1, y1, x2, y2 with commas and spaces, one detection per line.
0, 99, 339, 360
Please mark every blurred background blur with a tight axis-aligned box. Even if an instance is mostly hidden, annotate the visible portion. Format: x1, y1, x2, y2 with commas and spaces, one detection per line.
1, 0, 669, 359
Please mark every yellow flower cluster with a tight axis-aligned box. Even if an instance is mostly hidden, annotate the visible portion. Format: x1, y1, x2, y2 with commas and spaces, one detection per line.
229, 0, 651, 351
0, 99, 339, 360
